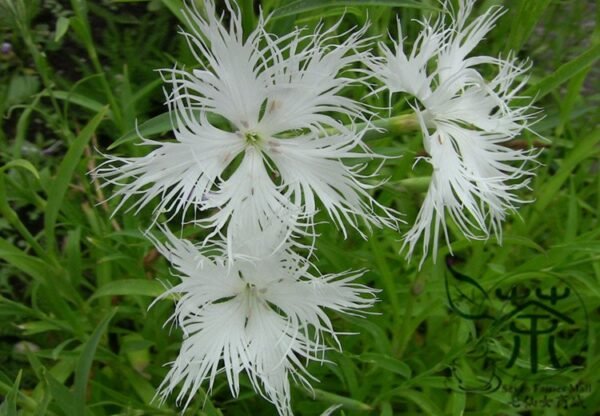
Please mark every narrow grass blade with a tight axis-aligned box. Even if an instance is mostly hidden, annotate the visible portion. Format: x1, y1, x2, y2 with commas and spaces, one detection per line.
109, 110, 224, 149
394, 390, 444, 416
505, 0, 552, 53
73, 308, 117, 416
160, 0, 189, 28
308, 388, 373, 411
359, 352, 412, 378
45, 373, 77, 416
0, 371, 21, 416
44, 106, 108, 252
524, 43, 600, 103
0, 159, 40, 179
0, 238, 50, 284
109, 111, 172, 149
91, 279, 165, 300
48, 90, 109, 114
535, 129, 600, 213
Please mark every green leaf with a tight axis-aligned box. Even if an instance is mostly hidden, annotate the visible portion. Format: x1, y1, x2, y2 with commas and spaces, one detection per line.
451, 391, 466, 416
0, 237, 50, 284
501, 235, 546, 253
394, 390, 445, 416
380, 402, 393, 416
0, 294, 42, 320
557, 65, 591, 134
534, 129, 600, 213
44, 106, 108, 252
131, 78, 162, 105
26, 354, 53, 416
66, 228, 83, 285
91, 279, 166, 299
108, 111, 224, 150
109, 111, 172, 149
0, 167, 47, 262
524, 43, 600, 103
49, 90, 108, 114
369, 237, 402, 322
6, 75, 40, 108
0, 371, 21, 416
358, 352, 412, 378
73, 308, 117, 416
310, 388, 373, 411
45, 372, 77, 416
0, 238, 81, 320
13, 90, 43, 159
272, 0, 437, 18
160, 0, 188, 27
20, 320, 71, 335
340, 315, 391, 353
505, 0, 552, 52
54, 16, 71, 42
121, 367, 156, 405
0, 159, 40, 179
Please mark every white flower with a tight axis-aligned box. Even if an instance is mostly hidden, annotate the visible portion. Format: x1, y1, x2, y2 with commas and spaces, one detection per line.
97, 0, 397, 241
150, 223, 376, 415
369, 0, 538, 265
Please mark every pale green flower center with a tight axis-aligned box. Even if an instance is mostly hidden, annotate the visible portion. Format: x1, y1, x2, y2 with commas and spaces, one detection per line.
244, 131, 262, 145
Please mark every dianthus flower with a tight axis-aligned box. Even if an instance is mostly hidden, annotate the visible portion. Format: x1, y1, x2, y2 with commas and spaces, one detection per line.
369, 0, 537, 264
150, 223, 376, 415
98, 0, 397, 241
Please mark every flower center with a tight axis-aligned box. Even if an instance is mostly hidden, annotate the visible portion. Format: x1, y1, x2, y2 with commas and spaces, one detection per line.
244, 131, 262, 146
244, 282, 267, 296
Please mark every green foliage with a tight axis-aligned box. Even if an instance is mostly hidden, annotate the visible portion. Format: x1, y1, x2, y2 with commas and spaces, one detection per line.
271, 0, 437, 19
0, 0, 599, 415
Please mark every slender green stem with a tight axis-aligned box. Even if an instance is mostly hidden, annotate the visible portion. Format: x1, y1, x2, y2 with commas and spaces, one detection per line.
363, 113, 420, 140
385, 176, 432, 193
322, 113, 419, 140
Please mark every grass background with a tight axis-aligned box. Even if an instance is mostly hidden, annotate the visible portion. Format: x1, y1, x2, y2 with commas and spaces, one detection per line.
0, 0, 599, 415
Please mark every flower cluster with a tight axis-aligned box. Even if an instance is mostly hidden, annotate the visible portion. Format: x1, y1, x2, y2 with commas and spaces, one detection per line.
97, 0, 538, 414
